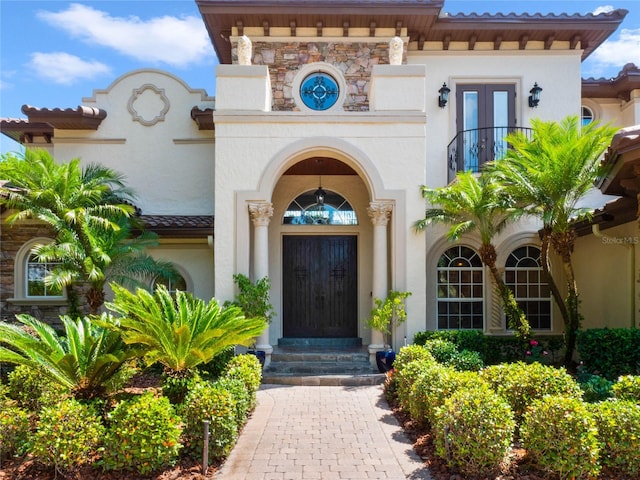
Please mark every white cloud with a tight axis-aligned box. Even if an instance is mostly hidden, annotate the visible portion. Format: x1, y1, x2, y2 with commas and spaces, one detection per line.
36, 3, 212, 68
592, 5, 615, 15
29, 52, 112, 85
587, 28, 640, 77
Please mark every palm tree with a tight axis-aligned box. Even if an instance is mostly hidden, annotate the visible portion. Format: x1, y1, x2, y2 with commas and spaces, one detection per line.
490, 116, 617, 366
416, 171, 530, 339
105, 283, 267, 377
0, 149, 176, 314
0, 313, 138, 400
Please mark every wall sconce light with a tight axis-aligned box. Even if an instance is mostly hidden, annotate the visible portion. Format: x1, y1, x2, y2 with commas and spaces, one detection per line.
528, 82, 542, 108
438, 83, 451, 108
314, 176, 326, 205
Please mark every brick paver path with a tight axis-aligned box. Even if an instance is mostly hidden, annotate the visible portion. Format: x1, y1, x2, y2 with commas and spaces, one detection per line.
216, 384, 433, 479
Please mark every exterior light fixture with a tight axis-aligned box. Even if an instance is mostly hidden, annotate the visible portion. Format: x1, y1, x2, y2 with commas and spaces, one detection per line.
438, 83, 451, 108
314, 176, 326, 205
528, 82, 542, 108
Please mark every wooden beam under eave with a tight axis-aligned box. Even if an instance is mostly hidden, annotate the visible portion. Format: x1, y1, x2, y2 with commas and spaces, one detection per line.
343, 21, 349, 37
395, 21, 402, 37
263, 20, 270, 36
370, 22, 376, 37
290, 21, 296, 36
443, 34, 450, 50
418, 34, 425, 51
519, 34, 529, 50
236, 20, 244, 36
468, 34, 477, 50
494, 35, 502, 50
545, 35, 554, 50
317, 21, 323, 37
570, 34, 581, 50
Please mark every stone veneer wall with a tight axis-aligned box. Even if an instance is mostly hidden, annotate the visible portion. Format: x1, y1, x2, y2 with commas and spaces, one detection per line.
0, 222, 87, 327
235, 41, 403, 111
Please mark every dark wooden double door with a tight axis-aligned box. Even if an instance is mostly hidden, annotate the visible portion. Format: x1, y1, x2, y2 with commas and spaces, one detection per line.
283, 235, 357, 338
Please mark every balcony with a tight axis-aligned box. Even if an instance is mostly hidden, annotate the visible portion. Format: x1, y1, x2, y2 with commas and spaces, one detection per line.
447, 126, 533, 183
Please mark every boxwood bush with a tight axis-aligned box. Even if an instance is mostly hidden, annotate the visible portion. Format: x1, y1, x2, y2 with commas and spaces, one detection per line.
611, 374, 640, 402
102, 392, 182, 475
422, 338, 458, 364
589, 399, 640, 476
224, 353, 262, 409
393, 344, 435, 372
433, 384, 515, 477
0, 402, 30, 458
521, 396, 600, 479
395, 359, 433, 411
30, 399, 105, 476
449, 349, 484, 372
479, 361, 582, 425
180, 381, 238, 460
6, 364, 67, 411
215, 376, 251, 428
577, 328, 640, 380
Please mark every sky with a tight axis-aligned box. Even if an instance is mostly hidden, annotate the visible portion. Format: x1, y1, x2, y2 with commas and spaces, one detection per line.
1, 0, 639, 154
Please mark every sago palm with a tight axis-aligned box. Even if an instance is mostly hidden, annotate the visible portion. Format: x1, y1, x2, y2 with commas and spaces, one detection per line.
416, 171, 530, 339
105, 283, 267, 377
0, 313, 138, 400
490, 115, 617, 366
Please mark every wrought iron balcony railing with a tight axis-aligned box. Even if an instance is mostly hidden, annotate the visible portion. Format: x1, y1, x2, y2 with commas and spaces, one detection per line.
447, 126, 533, 183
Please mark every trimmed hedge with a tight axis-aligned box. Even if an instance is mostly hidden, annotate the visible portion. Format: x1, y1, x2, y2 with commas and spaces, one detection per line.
611, 375, 640, 403
0, 403, 30, 458
224, 354, 262, 410
577, 328, 640, 380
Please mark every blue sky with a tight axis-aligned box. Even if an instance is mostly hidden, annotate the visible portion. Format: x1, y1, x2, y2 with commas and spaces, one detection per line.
1, 1, 639, 154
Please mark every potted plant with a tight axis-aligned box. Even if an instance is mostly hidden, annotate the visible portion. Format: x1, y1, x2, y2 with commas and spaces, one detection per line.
226, 273, 275, 366
366, 290, 411, 372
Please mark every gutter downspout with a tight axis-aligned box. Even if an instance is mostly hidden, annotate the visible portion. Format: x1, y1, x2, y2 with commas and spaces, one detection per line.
592, 224, 637, 328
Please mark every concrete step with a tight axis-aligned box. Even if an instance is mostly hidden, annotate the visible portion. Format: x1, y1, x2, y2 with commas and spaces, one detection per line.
262, 373, 386, 386
278, 337, 363, 347
265, 361, 377, 375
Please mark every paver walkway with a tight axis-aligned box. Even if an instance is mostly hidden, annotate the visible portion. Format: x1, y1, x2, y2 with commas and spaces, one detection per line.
216, 384, 433, 479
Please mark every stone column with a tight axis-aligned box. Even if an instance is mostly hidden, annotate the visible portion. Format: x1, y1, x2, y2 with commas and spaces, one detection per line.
367, 201, 393, 365
248, 202, 274, 366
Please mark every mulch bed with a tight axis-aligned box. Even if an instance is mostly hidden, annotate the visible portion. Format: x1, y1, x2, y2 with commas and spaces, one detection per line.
387, 391, 630, 480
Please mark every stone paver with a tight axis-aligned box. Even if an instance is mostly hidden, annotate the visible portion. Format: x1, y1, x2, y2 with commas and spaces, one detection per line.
215, 384, 433, 479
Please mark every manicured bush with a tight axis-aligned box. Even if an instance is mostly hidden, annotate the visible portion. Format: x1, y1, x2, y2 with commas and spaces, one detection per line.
577, 328, 640, 380
392, 345, 435, 407
102, 392, 182, 475
409, 365, 486, 427
433, 384, 515, 477
589, 399, 640, 476
393, 344, 435, 372
180, 381, 238, 460
395, 359, 433, 410
611, 374, 640, 402
423, 338, 458, 364
480, 362, 582, 424
450, 349, 484, 371
521, 395, 600, 479
162, 370, 202, 405
31, 399, 105, 476
0, 403, 30, 458
414, 329, 485, 356
198, 345, 235, 380
7, 364, 67, 411
215, 376, 251, 427
224, 353, 262, 409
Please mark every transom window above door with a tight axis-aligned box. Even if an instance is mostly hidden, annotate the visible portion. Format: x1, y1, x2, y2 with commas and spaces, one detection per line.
283, 190, 357, 225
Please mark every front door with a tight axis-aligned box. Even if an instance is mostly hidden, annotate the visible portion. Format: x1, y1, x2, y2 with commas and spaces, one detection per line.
453, 84, 516, 175
283, 235, 357, 338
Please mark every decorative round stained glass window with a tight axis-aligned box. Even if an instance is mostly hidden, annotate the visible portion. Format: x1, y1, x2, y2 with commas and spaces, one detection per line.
300, 72, 339, 111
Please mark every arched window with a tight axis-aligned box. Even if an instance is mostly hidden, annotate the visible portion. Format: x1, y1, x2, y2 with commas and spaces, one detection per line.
152, 273, 188, 295
26, 253, 62, 297
505, 246, 551, 330
283, 189, 357, 225
437, 246, 484, 329
581, 106, 594, 126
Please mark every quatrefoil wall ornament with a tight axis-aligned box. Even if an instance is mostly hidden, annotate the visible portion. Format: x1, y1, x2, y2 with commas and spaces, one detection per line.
127, 84, 170, 126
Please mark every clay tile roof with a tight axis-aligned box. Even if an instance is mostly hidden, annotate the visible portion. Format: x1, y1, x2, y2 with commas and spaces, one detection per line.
598, 124, 640, 197
140, 215, 214, 238
582, 63, 640, 101
197, 0, 627, 64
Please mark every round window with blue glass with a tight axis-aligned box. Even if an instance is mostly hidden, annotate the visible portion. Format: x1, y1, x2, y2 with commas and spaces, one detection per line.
300, 72, 339, 111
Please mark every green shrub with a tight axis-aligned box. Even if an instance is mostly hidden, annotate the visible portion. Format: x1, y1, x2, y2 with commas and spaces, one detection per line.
31, 399, 105, 476
215, 376, 251, 427
450, 349, 484, 371
521, 396, 600, 479
103, 361, 139, 394
414, 330, 485, 355
393, 344, 434, 373
612, 374, 640, 402
409, 365, 485, 427
180, 381, 238, 460
577, 366, 613, 403
224, 353, 262, 409
589, 399, 640, 476
198, 345, 235, 380
433, 384, 515, 477
7, 364, 67, 411
423, 339, 458, 364
0, 403, 30, 458
103, 392, 182, 475
480, 362, 582, 425
162, 370, 201, 405
395, 359, 433, 410
577, 328, 640, 380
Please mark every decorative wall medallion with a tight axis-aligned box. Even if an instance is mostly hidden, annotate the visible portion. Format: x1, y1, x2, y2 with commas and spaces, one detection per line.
299, 72, 339, 111
127, 84, 170, 126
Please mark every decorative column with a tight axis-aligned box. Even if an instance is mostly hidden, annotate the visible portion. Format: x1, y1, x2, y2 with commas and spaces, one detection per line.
248, 202, 274, 366
367, 201, 393, 365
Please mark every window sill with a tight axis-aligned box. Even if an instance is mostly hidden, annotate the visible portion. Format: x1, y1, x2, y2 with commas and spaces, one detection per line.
7, 297, 67, 306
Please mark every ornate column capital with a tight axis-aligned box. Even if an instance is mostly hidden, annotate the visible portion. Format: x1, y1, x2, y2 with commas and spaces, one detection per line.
248, 202, 274, 227
367, 201, 393, 227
